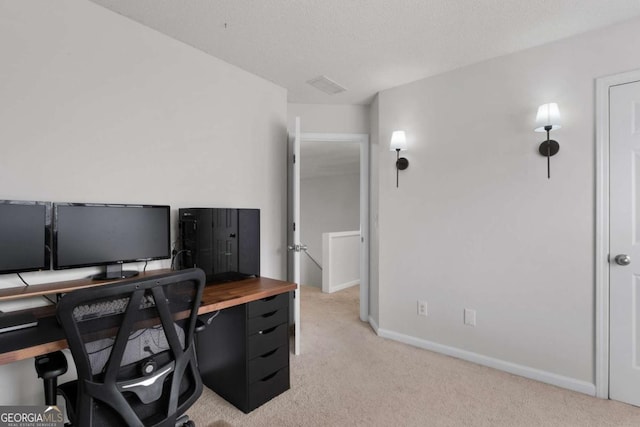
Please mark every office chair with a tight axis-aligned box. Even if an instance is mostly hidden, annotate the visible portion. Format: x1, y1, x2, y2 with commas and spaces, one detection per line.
36, 268, 205, 427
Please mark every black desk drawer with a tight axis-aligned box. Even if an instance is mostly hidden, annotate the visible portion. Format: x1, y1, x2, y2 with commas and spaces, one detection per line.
247, 293, 289, 317
248, 366, 290, 411
247, 307, 288, 335
200, 292, 290, 414
248, 322, 288, 359
248, 345, 289, 384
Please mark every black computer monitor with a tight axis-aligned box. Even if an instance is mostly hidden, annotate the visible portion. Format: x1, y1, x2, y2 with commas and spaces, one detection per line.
0, 200, 51, 275
53, 203, 171, 280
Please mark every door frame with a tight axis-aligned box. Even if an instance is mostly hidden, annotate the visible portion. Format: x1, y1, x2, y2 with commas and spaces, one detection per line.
299, 132, 370, 322
595, 68, 640, 399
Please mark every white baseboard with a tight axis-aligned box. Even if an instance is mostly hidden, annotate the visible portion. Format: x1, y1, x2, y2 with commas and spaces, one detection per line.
376, 327, 596, 396
327, 279, 359, 294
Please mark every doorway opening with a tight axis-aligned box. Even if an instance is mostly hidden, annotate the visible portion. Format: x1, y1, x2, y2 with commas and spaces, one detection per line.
300, 132, 370, 323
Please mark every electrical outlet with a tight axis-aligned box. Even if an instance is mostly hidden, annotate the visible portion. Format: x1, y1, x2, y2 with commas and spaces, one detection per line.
464, 308, 476, 326
417, 300, 428, 317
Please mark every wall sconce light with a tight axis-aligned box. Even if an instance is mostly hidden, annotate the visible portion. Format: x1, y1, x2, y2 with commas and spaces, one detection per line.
534, 103, 561, 179
390, 130, 409, 188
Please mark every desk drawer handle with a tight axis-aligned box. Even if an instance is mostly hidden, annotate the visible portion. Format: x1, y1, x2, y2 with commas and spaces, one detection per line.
259, 349, 278, 358
258, 326, 277, 335
261, 296, 277, 302
259, 371, 278, 382
261, 310, 277, 318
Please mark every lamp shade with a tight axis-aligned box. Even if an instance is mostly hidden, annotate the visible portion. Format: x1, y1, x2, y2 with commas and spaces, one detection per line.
534, 103, 561, 132
389, 130, 408, 151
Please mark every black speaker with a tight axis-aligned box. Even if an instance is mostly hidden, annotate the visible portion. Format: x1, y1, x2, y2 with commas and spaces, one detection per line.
179, 208, 260, 282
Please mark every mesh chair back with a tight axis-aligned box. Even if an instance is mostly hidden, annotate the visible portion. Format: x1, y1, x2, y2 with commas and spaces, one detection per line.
57, 268, 205, 427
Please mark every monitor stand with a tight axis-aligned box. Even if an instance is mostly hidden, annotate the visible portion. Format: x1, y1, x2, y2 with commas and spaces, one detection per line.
92, 263, 139, 281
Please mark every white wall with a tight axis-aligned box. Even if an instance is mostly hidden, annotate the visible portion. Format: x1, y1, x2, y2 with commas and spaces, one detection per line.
287, 103, 370, 134
300, 173, 360, 287
0, 0, 287, 404
376, 16, 640, 391
322, 231, 360, 293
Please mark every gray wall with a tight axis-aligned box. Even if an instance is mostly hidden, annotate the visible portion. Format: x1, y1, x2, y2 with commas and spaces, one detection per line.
287, 104, 370, 134
375, 16, 640, 389
0, 0, 287, 404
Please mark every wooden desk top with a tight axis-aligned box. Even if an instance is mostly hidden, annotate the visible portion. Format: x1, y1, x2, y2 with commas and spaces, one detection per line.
197, 276, 296, 314
0, 271, 296, 366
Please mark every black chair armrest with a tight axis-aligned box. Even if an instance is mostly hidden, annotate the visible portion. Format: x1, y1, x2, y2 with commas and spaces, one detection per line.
35, 351, 68, 406
35, 351, 68, 380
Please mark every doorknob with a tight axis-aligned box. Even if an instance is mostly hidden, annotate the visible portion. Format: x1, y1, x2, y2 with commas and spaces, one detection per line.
614, 254, 631, 266
287, 244, 308, 252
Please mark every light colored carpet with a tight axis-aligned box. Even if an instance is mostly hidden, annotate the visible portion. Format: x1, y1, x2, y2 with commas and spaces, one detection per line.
189, 285, 640, 426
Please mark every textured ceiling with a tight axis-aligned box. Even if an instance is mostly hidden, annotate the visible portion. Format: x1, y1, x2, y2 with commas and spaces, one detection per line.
89, 0, 640, 104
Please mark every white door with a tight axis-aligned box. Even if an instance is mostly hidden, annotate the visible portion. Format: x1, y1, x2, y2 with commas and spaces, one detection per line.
288, 117, 302, 355
610, 79, 640, 406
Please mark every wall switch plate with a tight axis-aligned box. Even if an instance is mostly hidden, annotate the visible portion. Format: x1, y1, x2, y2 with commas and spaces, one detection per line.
417, 300, 428, 317
464, 308, 476, 326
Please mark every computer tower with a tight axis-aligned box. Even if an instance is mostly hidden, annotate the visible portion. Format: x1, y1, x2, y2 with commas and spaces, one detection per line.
179, 208, 260, 282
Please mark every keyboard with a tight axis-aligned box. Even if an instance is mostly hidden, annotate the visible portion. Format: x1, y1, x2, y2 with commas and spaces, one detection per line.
73, 295, 156, 322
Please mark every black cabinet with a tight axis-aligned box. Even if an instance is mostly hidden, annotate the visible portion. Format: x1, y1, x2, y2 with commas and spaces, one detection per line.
197, 292, 290, 413
179, 208, 260, 282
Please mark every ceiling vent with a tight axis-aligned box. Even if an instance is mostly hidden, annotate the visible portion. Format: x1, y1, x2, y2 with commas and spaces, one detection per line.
306, 75, 347, 95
